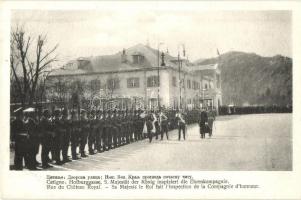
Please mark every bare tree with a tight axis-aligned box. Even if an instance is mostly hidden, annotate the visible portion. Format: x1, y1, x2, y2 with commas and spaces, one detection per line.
10, 25, 58, 106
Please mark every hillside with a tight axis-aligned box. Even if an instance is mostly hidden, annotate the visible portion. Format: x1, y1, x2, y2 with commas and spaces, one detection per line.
196, 51, 292, 106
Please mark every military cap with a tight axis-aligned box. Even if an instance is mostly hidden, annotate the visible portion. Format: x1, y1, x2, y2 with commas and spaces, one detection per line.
23, 107, 35, 113
54, 109, 61, 116
62, 108, 68, 116
43, 109, 50, 115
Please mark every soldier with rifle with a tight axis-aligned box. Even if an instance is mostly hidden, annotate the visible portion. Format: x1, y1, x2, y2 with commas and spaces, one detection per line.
116, 110, 122, 147
111, 109, 118, 148
119, 110, 125, 145
133, 109, 140, 142
39, 109, 54, 168
96, 109, 104, 152
11, 107, 30, 170
52, 109, 63, 165
127, 110, 133, 143
23, 107, 40, 170
70, 109, 80, 160
88, 109, 97, 155
61, 108, 72, 163
79, 109, 89, 157
106, 110, 113, 150
102, 110, 109, 151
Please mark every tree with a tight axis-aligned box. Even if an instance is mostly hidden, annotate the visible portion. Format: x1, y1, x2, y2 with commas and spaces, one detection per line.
10, 25, 58, 106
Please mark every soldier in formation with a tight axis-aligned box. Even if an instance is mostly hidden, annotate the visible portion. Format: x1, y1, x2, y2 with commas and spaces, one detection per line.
10, 106, 211, 170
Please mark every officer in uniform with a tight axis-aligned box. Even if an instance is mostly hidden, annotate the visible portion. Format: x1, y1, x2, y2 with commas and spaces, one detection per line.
61, 108, 71, 163
207, 108, 216, 137
199, 107, 208, 139
11, 107, 30, 170
146, 111, 154, 143
39, 109, 54, 168
176, 109, 186, 140
138, 109, 145, 140
159, 109, 169, 140
23, 108, 40, 170
79, 109, 89, 157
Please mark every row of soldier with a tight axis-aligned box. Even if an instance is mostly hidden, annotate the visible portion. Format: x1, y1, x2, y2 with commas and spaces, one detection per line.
10, 107, 215, 170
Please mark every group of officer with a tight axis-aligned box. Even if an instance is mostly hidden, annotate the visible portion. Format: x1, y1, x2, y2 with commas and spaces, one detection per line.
10, 106, 216, 170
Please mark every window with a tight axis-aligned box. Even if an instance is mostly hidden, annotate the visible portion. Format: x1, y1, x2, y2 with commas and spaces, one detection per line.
172, 76, 177, 87
90, 79, 101, 91
216, 74, 221, 89
132, 54, 144, 64
107, 78, 120, 90
147, 76, 160, 87
205, 83, 208, 89
187, 79, 191, 89
192, 81, 200, 90
127, 77, 140, 88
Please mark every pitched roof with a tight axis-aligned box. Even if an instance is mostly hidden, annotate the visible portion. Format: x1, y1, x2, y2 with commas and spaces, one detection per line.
50, 43, 196, 76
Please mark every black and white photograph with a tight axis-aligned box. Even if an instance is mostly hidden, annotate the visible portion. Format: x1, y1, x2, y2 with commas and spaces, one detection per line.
8, 9, 293, 171
1, 1, 301, 199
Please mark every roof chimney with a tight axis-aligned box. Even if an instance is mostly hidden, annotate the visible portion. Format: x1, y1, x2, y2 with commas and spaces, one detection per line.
161, 52, 165, 66
121, 48, 127, 63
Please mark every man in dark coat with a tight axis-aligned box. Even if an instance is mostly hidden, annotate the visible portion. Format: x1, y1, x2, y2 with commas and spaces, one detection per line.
70, 110, 80, 160
52, 109, 63, 165
23, 108, 40, 170
61, 109, 71, 163
11, 108, 30, 170
39, 109, 54, 168
159, 110, 169, 140
88, 110, 97, 155
79, 109, 89, 157
199, 108, 208, 139
146, 112, 154, 143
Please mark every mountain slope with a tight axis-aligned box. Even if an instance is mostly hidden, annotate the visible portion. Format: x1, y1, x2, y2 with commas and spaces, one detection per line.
196, 51, 292, 106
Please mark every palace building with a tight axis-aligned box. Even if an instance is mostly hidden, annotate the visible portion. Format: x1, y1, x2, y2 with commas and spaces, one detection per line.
47, 44, 222, 111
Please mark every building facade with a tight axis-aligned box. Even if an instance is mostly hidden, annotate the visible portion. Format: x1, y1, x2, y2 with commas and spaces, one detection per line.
47, 44, 222, 111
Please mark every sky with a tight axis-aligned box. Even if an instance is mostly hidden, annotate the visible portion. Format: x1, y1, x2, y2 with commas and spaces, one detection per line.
11, 9, 292, 65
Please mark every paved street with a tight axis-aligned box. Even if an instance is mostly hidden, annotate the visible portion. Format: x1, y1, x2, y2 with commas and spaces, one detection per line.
10, 113, 292, 171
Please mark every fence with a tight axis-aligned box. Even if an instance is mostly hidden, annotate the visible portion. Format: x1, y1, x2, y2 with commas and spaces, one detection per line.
218, 105, 292, 115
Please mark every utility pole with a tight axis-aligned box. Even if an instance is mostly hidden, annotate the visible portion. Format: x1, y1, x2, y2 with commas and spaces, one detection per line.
157, 42, 164, 110
177, 43, 185, 110
178, 53, 181, 110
